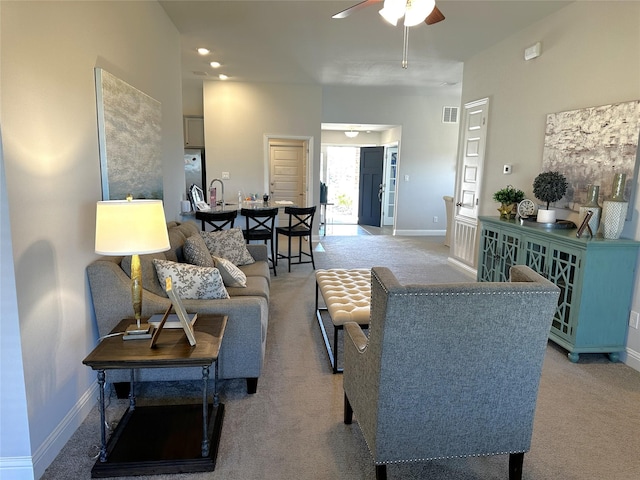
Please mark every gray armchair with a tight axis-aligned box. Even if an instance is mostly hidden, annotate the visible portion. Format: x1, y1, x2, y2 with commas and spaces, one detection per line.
343, 266, 560, 480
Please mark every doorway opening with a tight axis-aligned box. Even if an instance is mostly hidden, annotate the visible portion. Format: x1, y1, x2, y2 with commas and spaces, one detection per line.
325, 146, 360, 226
321, 145, 396, 236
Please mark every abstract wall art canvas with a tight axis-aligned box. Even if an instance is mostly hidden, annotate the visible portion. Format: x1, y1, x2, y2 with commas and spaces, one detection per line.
542, 100, 640, 219
95, 68, 162, 200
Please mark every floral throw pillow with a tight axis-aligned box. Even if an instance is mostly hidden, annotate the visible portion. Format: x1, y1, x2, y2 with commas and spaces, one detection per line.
213, 256, 247, 288
152, 259, 229, 300
184, 234, 215, 268
201, 228, 255, 266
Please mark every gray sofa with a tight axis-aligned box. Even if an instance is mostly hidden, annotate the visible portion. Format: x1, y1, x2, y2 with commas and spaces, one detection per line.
87, 221, 269, 394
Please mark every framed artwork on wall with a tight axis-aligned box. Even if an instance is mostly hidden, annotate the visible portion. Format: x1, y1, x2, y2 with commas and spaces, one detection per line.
542, 100, 640, 220
95, 68, 163, 200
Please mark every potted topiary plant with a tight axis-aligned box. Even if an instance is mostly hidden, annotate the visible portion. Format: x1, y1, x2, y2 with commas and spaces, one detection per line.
532, 171, 568, 223
493, 185, 525, 219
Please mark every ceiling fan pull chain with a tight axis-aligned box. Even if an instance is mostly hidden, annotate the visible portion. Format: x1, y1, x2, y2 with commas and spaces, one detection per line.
402, 26, 409, 69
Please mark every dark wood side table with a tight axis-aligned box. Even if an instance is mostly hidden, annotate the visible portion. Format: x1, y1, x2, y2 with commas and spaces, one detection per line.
83, 314, 227, 478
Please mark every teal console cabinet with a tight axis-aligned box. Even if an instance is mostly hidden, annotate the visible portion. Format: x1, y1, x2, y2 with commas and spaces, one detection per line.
478, 216, 640, 362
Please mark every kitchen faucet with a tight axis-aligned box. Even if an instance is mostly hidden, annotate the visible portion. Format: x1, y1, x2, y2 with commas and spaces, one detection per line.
209, 178, 224, 207
209, 178, 224, 205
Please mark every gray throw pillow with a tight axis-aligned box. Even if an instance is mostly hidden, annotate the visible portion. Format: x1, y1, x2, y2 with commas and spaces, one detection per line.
184, 234, 215, 268
201, 228, 255, 266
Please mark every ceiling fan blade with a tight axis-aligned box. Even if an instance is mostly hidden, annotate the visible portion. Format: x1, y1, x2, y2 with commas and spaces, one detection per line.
332, 0, 383, 19
424, 5, 445, 25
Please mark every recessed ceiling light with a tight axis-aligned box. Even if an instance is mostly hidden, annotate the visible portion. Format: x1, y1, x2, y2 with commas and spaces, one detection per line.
219, 74, 229, 80
197, 48, 210, 55
210, 61, 221, 68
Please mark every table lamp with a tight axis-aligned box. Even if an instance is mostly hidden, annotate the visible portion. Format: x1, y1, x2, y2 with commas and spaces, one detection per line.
95, 196, 170, 334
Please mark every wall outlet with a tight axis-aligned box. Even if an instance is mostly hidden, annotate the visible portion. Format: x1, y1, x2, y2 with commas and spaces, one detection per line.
222, 172, 230, 180
503, 164, 512, 175
433, 216, 439, 223
404, 174, 410, 182
629, 311, 639, 329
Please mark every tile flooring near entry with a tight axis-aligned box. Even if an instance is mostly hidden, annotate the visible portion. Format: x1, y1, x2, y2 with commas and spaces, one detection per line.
321, 223, 394, 236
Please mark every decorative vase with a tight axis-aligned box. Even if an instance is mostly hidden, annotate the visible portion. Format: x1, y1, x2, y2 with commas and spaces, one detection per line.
602, 201, 628, 239
602, 173, 628, 240
578, 184, 601, 235
611, 173, 627, 201
537, 208, 556, 224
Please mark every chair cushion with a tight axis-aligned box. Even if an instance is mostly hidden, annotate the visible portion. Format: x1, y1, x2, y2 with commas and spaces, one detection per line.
201, 228, 255, 266
213, 255, 247, 288
152, 259, 229, 300
184, 234, 215, 268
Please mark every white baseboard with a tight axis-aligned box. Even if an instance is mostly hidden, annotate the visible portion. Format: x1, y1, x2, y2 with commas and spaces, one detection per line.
447, 257, 477, 277
393, 229, 446, 236
0, 456, 35, 480
31, 382, 98, 479
620, 347, 640, 373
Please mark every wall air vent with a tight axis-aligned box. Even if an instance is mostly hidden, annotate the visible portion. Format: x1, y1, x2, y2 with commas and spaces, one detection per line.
442, 106, 459, 124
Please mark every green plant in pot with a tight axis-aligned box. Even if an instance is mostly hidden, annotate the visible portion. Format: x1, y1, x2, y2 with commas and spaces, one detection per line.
532, 171, 568, 223
493, 185, 525, 219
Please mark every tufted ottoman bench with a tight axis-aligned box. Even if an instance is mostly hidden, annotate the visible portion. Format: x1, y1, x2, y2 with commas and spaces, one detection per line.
315, 269, 371, 373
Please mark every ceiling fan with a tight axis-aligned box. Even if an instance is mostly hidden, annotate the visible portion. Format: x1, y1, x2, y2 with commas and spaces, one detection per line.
332, 0, 445, 68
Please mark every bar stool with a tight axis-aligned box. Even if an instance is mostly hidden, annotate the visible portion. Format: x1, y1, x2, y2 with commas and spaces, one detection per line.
241, 207, 278, 276
195, 210, 237, 231
276, 206, 316, 272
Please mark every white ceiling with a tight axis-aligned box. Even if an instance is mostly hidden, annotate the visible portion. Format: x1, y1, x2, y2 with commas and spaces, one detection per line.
160, 1, 571, 132
161, 0, 570, 88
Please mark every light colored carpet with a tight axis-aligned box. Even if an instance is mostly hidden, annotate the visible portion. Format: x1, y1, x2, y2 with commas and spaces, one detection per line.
42, 234, 640, 479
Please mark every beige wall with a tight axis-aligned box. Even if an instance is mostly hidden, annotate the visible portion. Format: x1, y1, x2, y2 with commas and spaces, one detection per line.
198, 81, 461, 234
0, 1, 184, 476
203, 81, 323, 202
322, 86, 461, 233
461, 1, 640, 367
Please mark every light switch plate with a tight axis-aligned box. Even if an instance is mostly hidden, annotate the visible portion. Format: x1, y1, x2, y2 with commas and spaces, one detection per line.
222, 172, 230, 179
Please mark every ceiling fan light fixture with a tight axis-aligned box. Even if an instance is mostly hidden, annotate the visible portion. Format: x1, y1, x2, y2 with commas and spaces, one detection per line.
404, 0, 436, 27
345, 130, 359, 138
379, 0, 404, 26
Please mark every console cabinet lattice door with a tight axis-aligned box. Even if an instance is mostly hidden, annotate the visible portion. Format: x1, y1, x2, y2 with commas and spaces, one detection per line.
478, 216, 640, 363
522, 236, 582, 346
478, 224, 520, 282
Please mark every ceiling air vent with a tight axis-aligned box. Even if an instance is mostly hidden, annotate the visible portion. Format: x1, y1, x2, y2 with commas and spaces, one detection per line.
442, 106, 459, 124
192, 71, 209, 76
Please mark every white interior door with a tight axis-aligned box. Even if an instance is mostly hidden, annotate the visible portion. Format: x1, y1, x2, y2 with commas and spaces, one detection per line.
382, 145, 398, 226
269, 139, 307, 223
451, 98, 490, 269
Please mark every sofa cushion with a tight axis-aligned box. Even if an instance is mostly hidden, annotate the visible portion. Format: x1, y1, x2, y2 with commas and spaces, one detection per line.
184, 234, 215, 268
121, 252, 168, 298
167, 221, 200, 263
213, 256, 247, 288
152, 259, 229, 300
226, 275, 269, 301
239, 260, 271, 284
201, 228, 255, 266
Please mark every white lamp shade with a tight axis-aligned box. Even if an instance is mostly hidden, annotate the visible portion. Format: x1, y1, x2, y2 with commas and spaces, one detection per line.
95, 199, 170, 255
